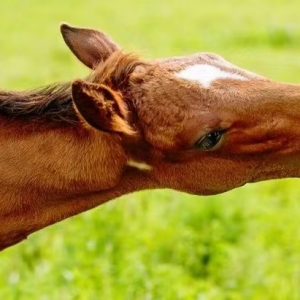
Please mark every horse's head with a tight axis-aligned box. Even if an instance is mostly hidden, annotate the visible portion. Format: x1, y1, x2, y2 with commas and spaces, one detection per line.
61, 24, 300, 195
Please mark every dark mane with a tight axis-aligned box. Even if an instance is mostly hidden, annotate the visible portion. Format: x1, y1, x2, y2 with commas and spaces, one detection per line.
0, 82, 78, 125
0, 52, 147, 126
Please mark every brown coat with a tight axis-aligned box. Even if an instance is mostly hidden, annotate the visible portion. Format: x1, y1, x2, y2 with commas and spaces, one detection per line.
0, 24, 299, 250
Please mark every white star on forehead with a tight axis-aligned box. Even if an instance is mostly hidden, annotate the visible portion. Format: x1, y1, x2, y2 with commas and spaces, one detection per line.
175, 64, 247, 88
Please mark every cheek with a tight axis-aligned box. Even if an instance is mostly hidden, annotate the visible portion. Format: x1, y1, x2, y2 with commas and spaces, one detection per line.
141, 114, 185, 151
161, 154, 253, 195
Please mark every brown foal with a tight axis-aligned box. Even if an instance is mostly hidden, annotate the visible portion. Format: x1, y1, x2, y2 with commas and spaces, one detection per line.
0, 24, 299, 250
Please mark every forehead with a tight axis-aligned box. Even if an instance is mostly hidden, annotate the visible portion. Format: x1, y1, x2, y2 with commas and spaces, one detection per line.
157, 52, 261, 87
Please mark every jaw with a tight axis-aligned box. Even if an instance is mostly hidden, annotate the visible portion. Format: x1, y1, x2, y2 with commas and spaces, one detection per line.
148, 150, 300, 196
145, 152, 256, 196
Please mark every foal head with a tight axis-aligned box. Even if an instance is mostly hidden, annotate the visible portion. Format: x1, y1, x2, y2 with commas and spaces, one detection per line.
61, 24, 300, 195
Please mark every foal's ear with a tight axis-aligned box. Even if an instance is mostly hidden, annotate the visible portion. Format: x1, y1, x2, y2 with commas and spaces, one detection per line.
60, 23, 120, 69
72, 80, 135, 135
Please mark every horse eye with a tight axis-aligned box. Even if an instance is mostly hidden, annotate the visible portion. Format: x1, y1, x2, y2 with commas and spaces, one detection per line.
194, 130, 224, 151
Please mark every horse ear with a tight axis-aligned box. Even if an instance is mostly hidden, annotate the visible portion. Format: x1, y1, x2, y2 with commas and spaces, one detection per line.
60, 23, 120, 69
72, 79, 135, 135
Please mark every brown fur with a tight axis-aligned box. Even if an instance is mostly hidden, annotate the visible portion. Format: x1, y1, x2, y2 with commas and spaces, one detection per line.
1, 23, 300, 251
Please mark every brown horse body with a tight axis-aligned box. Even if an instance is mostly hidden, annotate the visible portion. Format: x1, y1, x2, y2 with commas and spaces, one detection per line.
1, 24, 300, 250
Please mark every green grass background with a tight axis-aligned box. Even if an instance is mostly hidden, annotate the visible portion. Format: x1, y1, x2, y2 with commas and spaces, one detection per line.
1, 0, 300, 299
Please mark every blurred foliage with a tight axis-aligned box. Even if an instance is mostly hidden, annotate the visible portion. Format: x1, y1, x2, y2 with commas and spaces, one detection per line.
1, 0, 300, 299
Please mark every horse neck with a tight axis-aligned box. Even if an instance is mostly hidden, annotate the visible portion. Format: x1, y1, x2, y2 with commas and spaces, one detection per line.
0, 119, 143, 250
0, 166, 155, 251
0, 120, 129, 191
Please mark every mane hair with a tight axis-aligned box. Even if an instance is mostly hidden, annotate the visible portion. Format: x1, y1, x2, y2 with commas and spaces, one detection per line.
90, 51, 148, 91
0, 52, 147, 125
0, 82, 77, 125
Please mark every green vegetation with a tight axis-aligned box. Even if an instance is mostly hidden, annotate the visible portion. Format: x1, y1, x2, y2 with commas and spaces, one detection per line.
1, 0, 300, 299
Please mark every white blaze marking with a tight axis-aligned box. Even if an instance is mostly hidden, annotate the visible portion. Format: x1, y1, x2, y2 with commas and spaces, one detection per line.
176, 64, 246, 88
